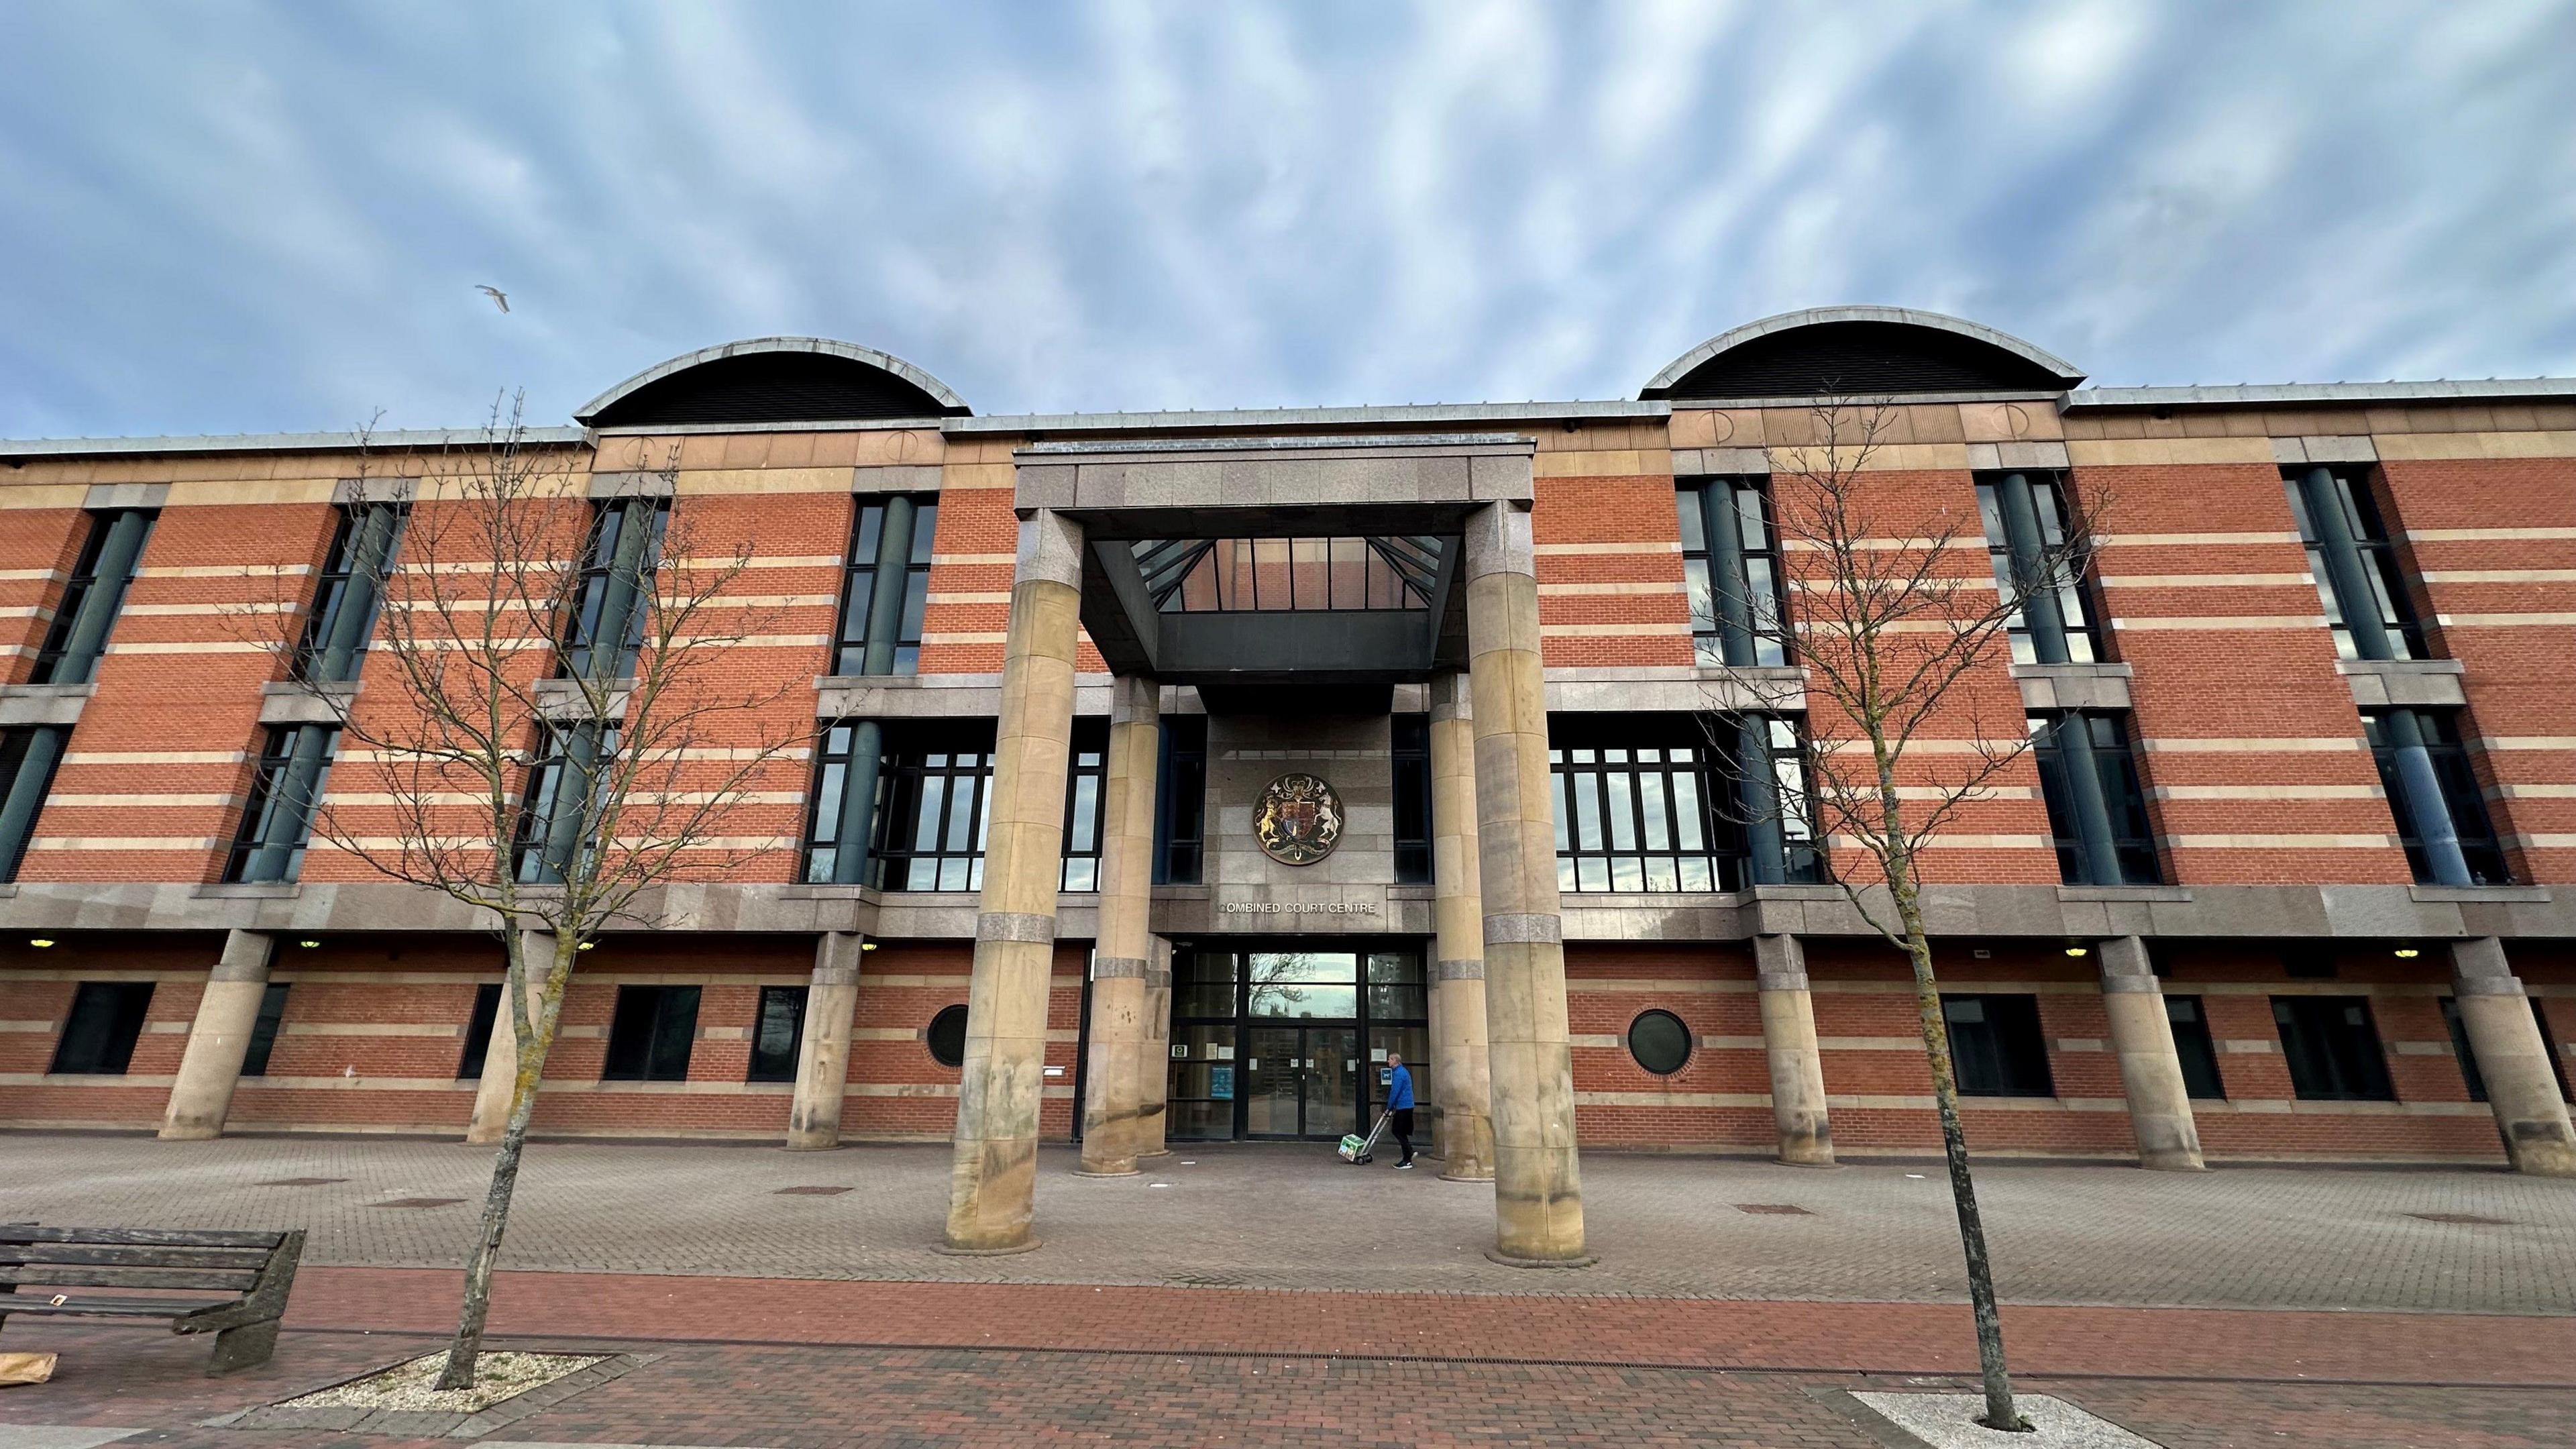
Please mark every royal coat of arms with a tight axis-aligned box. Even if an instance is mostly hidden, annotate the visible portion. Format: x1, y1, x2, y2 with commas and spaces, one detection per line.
1254, 772, 1342, 865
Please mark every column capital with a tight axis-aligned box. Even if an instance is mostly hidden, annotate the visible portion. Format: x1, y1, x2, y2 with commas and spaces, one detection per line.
1428, 669, 1472, 724
211, 929, 276, 982
2449, 936, 2524, 996
2096, 934, 2159, 992
1753, 932, 1808, 992
813, 931, 865, 986
1014, 508, 1085, 590
1110, 673, 1161, 725
1461, 500, 1536, 582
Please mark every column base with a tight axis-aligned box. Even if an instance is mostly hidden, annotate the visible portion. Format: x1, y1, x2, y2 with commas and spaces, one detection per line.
1773, 1153, 1838, 1169
1438, 1169, 1495, 1183
155, 1124, 220, 1142
933, 1238, 1045, 1256
1484, 1248, 1598, 1270
2138, 1152, 2207, 1172
1071, 1165, 1142, 1178
781, 1139, 846, 1152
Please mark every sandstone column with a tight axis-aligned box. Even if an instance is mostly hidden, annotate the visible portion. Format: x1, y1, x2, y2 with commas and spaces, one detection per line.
1462, 500, 1589, 1266
1427, 671, 1495, 1181
943, 509, 1083, 1252
786, 931, 864, 1149
158, 930, 276, 1140
2450, 936, 2576, 1177
2097, 936, 2204, 1171
1136, 934, 1174, 1157
1079, 674, 1161, 1175
1754, 933, 1833, 1165
466, 930, 559, 1145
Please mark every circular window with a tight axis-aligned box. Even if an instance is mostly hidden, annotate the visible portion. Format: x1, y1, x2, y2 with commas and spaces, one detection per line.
1627, 1010, 1692, 1076
926, 1005, 970, 1068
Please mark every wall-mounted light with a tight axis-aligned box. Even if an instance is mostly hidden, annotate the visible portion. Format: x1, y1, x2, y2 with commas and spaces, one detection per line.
2063, 944, 2090, 958
860, 941, 879, 952
576, 941, 596, 952
2394, 946, 2421, 960
298, 939, 321, 949
28, 938, 54, 949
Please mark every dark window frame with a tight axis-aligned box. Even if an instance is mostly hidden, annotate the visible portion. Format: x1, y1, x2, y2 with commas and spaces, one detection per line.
2285, 466, 2426, 661
34, 508, 157, 685
1941, 992, 2056, 1098
458, 982, 503, 1079
1974, 472, 2104, 665
602, 983, 701, 1083
2163, 994, 2226, 1100
2361, 708, 2511, 886
2027, 710, 2161, 886
1550, 714, 1820, 894
1155, 714, 1208, 884
223, 724, 341, 883
49, 981, 156, 1075
832, 718, 1111, 894
747, 984, 809, 1084
1676, 476, 1792, 667
513, 721, 619, 885
0, 725, 70, 883
556, 495, 669, 681
1626, 1008, 1693, 1076
2272, 994, 2396, 1102
1059, 721, 1108, 892
1391, 714, 1432, 883
294, 500, 409, 683
832, 496, 938, 676
238, 983, 292, 1077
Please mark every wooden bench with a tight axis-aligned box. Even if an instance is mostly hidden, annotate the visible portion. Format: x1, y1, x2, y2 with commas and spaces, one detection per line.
0, 1225, 306, 1375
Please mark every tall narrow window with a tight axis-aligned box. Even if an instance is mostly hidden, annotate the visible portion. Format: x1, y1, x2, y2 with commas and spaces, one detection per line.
33, 508, 156, 685
2285, 466, 2423, 661
49, 981, 156, 1075
1677, 478, 1790, 667
1059, 720, 1108, 892
225, 725, 340, 883
802, 722, 879, 884
2273, 996, 2396, 1102
558, 496, 669, 680
2164, 995, 2226, 1100
1941, 994, 2055, 1097
1735, 713, 1822, 885
602, 984, 700, 1082
1391, 714, 1432, 883
2362, 708, 2508, 886
747, 985, 808, 1083
457, 982, 503, 1079
1155, 714, 1208, 885
834, 496, 937, 676
0, 725, 69, 883
297, 501, 407, 682
2028, 711, 2159, 886
1975, 472, 2100, 665
515, 722, 616, 885
238, 983, 291, 1077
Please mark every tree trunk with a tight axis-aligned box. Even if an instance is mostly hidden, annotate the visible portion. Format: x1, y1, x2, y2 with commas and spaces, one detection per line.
436, 936, 566, 1390
1894, 880, 2028, 1433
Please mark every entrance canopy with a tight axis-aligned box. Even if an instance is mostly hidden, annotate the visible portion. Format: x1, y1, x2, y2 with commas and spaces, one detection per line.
1014, 433, 1535, 706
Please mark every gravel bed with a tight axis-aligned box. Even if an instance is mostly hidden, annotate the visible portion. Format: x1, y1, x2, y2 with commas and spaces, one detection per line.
282, 1350, 606, 1413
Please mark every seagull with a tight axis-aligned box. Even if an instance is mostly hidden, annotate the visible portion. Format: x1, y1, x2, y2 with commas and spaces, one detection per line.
476, 284, 510, 313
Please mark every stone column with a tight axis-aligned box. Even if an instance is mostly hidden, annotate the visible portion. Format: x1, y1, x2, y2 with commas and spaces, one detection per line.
1754, 934, 1833, 1166
1427, 671, 1495, 1182
1462, 500, 1589, 1267
1079, 674, 1161, 1175
158, 930, 276, 1141
943, 509, 1083, 1252
2097, 936, 2204, 1171
786, 932, 864, 1149
1136, 934, 1174, 1157
466, 930, 559, 1145
2451, 936, 2576, 1177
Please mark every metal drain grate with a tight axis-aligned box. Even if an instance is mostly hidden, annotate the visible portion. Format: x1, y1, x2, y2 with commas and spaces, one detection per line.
774, 1185, 854, 1196
256, 1177, 347, 1187
1734, 1203, 1814, 1215
372, 1197, 467, 1209
2408, 1212, 2512, 1226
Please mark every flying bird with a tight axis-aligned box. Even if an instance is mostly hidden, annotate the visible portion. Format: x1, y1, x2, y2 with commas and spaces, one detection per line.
476, 284, 510, 313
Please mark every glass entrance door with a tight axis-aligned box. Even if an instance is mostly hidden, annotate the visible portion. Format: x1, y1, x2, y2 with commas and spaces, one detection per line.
1241, 1025, 1360, 1139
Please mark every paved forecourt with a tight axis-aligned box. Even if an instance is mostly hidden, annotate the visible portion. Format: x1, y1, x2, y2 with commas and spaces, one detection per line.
3, 1133, 2573, 1312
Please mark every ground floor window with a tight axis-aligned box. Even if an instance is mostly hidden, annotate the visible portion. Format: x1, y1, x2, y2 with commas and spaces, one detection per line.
1941, 993, 2053, 1097
1165, 944, 1428, 1142
2164, 994, 2226, 1100
458, 983, 502, 1079
50, 981, 155, 1075
604, 984, 700, 1082
2273, 996, 2394, 1102
747, 985, 808, 1083
238, 983, 291, 1077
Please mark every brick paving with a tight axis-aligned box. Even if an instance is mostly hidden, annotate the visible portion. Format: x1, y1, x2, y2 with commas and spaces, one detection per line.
5, 1134, 2572, 1312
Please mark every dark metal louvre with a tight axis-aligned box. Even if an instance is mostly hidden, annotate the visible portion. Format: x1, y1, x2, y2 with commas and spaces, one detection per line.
1663, 321, 2066, 400
588, 352, 959, 427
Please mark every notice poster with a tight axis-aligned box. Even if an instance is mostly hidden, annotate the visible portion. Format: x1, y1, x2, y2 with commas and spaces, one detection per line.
1210, 1065, 1234, 1099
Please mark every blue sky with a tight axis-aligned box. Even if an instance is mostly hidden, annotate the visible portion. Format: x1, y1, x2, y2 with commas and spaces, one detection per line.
3, 1, 2571, 438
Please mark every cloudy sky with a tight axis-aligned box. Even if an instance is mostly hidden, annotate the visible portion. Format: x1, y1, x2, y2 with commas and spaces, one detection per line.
3, 1, 2571, 439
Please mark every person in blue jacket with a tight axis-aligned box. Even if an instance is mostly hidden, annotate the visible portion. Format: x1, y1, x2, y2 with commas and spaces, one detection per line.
1385, 1052, 1415, 1169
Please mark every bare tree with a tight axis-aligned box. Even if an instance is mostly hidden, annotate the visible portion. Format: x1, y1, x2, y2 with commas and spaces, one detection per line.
235, 398, 807, 1387
1702, 398, 2110, 1433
